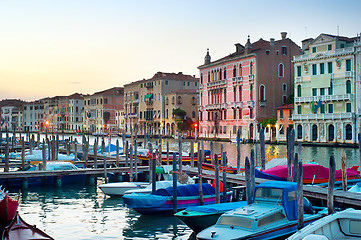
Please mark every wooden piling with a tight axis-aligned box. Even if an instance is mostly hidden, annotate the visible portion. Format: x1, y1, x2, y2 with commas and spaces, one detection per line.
74, 139, 78, 161
359, 133, 361, 173
116, 139, 120, 167
222, 151, 227, 203
21, 137, 25, 170
101, 138, 105, 154
4, 142, 9, 172
129, 144, 134, 182
134, 140, 138, 181
210, 141, 214, 165
190, 140, 194, 168
286, 127, 292, 181
298, 142, 302, 162
250, 149, 255, 198
42, 139, 46, 171
198, 146, 204, 205
245, 156, 252, 204
166, 141, 169, 165
293, 153, 299, 183
56, 134, 59, 160
328, 156, 336, 215
297, 160, 304, 230
93, 139, 98, 169
178, 135, 182, 172
149, 143, 156, 193
125, 141, 129, 167
341, 150, 347, 191
236, 129, 241, 174
260, 128, 265, 170
172, 152, 178, 213
215, 154, 220, 204
103, 154, 108, 183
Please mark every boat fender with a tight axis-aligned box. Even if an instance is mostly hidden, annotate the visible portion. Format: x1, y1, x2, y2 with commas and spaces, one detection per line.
211, 231, 216, 237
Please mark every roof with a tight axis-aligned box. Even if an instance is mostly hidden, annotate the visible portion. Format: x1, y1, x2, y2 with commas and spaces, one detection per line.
277, 103, 294, 110
320, 33, 358, 43
124, 72, 198, 87
92, 87, 124, 96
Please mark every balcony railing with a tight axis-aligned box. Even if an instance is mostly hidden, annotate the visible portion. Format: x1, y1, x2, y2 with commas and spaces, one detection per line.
295, 77, 302, 83
146, 83, 153, 89
247, 100, 255, 108
230, 102, 243, 108
207, 79, 227, 88
295, 94, 353, 103
345, 71, 353, 78
128, 113, 138, 118
249, 74, 255, 81
292, 112, 354, 121
205, 103, 227, 110
259, 100, 266, 107
145, 100, 153, 105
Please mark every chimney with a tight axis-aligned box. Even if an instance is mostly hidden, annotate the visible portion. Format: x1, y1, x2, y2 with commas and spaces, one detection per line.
281, 32, 287, 39
235, 43, 244, 53
245, 36, 252, 55
270, 38, 275, 46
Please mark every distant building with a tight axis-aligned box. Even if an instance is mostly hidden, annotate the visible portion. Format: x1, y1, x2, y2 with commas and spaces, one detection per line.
124, 72, 198, 136
0, 99, 25, 131
293, 33, 361, 144
276, 103, 294, 141
83, 87, 124, 134
23, 100, 45, 132
198, 32, 301, 140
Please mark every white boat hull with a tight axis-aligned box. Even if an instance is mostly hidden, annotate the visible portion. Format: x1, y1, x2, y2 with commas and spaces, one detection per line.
99, 182, 150, 196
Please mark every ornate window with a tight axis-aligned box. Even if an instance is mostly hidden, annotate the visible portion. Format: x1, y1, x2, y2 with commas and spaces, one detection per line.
278, 63, 284, 77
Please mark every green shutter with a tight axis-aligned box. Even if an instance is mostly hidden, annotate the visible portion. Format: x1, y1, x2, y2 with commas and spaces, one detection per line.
297, 66, 301, 77
144, 94, 153, 100
328, 62, 333, 73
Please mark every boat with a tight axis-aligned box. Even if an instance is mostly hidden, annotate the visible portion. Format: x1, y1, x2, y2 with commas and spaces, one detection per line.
202, 163, 239, 174
24, 149, 78, 165
348, 181, 361, 193
0, 187, 19, 224
261, 164, 360, 184
175, 201, 247, 233
2, 212, 54, 240
97, 143, 124, 156
124, 180, 187, 195
99, 182, 150, 196
287, 208, 361, 240
197, 181, 325, 240
123, 183, 232, 215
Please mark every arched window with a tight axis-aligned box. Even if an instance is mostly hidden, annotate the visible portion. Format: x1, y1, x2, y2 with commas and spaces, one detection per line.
260, 85, 265, 101
233, 87, 237, 101
172, 96, 175, 104
219, 69, 222, 80
223, 68, 227, 79
345, 124, 352, 140
192, 111, 196, 118
224, 89, 227, 102
297, 125, 302, 139
312, 124, 318, 141
278, 63, 284, 77
208, 71, 210, 82
297, 85, 302, 97
346, 80, 351, 93
233, 65, 237, 77
239, 64, 243, 77
250, 62, 253, 74
250, 84, 253, 100
200, 73, 203, 84
191, 97, 196, 105
328, 124, 334, 141
239, 86, 242, 101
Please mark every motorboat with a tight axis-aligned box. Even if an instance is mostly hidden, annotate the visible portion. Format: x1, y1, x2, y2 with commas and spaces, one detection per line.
197, 181, 324, 240
124, 180, 182, 195
99, 182, 150, 196
287, 208, 361, 240
175, 201, 247, 233
2, 212, 54, 240
123, 183, 232, 215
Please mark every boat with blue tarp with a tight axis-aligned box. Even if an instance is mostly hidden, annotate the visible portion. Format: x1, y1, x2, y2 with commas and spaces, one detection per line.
197, 181, 325, 240
123, 183, 231, 215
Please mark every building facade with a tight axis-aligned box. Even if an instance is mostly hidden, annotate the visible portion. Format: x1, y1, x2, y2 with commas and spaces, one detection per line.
293, 34, 361, 144
276, 103, 294, 142
198, 32, 301, 140
23, 100, 45, 132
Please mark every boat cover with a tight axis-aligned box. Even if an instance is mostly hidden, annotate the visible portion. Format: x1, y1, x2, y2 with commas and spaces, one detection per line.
254, 181, 298, 221
153, 183, 215, 197
263, 164, 360, 181
184, 201, 247, 213
255, 168, 286, 181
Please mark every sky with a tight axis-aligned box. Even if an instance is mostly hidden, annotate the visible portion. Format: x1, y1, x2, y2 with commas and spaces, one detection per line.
0, 0, 360, 101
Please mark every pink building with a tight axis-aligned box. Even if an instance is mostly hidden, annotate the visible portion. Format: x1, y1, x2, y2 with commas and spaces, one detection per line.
198, 32, 301, 140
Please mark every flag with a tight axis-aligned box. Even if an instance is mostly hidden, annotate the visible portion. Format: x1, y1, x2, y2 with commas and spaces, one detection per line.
311, 100, 316, 113
315, 99, 322, 113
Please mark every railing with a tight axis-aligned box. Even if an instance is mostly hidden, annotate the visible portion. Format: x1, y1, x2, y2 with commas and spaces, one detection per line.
259, 100, 266, 107
145, 100, 153, 105
207, 79, 227, 88
345, 71, 353, 78
292, 112, 354, 120
230, 102, 243, 108
128, 113, 138, 118
295, 94, 353, 103
249, 74, 255, 81
247, 101, 255, 108
146, 83, 153, 89
205, 103, 228, 110
295, 77, 302, 83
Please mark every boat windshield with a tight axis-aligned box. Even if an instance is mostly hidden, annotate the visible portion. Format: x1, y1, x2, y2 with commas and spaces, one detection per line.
257, 211, 286, 227
218, 216, 253, 229
254, 188, 282, 202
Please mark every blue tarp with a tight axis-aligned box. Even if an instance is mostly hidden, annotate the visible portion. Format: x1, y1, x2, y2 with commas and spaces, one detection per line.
254, 181, 298, 221
255, 168, 287, 181
185, 201, 247, 213
153, 183, 215, 197
97, 144, 123, 154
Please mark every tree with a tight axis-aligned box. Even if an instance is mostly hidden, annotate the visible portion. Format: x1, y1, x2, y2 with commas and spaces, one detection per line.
172, 108, 186, 119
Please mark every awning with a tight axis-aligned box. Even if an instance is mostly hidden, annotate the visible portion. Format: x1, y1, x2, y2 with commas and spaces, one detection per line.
144, 94, 153, 100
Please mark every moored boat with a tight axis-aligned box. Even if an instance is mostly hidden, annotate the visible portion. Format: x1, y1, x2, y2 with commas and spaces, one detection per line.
123, 183, 232, 215
287, 208, 361, 240
197, 181, 325, 240
99, 182, 150, 196
2, 211, 54, 240
0, 188, 19, 224
175, 201, 247, 233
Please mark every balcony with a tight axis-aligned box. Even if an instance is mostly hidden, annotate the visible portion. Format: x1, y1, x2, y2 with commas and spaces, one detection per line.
232, 77, 243, 84
146, 83, 154, 89
207, 79, 227, 88
145, 100, 153, 106
295, 77, 302, 83
294, 94, 353, 103
205, 103, 227, 110
292, 112, 355, 121
230, 102, 243, 108
345, 71, 353, 78
247, 100, 255, 108
249, 74, 255, 82
259, 100, 266, 107
128, 113, 138, 118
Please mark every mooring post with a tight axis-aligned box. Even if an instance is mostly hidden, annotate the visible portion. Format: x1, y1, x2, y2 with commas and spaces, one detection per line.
101, 138, 105, 155
129, 144, 134, 182
293, 153, 299, 183
166, 141, 170, 165
21, 137, 25, 170
190, 140, 194, 168
150, 143, 156, 193
237, 129, 241, 174
341, 150, 347, 191
250, 149, 255, 199
260, 128, 266, 170
93, 139, 98, 169
222, 150, 227, 203
210, 140, 214, 165
172, 152, 178, 213
359, 133, 361, 173
116, 139, 120, 167
297, 160, 304, 230
4, 141, 9, 172
215, 154, 220, 204
198, 147, 204, 205
298, 142, 302, 162
74, 139, 78, 161
30, 134, 34, 155
286, 127, 292, 181
328, 156, 336, 215
42, 139, 46, 170
178, 135, 182, 172
134, 140, 138, 181
103, 154, 108, 183
245, 156, 252, 205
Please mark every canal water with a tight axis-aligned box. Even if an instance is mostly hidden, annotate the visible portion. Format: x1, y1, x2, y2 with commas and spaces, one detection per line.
3, 134, 361, 239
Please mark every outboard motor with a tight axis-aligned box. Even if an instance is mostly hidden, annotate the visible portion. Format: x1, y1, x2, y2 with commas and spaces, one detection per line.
303, 197, 314, 214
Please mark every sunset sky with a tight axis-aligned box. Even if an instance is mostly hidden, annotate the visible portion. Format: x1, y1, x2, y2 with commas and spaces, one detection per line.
1, 0, 360, 101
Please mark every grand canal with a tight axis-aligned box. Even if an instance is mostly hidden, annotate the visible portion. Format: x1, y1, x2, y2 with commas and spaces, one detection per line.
3, 134, 361, 239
